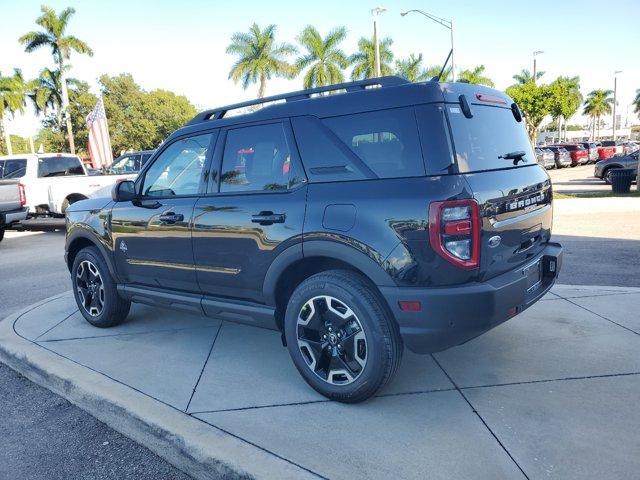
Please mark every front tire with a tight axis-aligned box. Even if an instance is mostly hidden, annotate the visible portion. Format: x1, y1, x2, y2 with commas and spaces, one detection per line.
284, 270, 402, 403
71, 246, 130, 327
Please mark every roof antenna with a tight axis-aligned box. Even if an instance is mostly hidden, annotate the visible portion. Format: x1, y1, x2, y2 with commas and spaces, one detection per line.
431, 49, 453, 82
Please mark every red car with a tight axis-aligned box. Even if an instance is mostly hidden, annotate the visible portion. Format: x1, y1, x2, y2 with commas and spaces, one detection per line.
597, 145, 616, 160
549, 144, 589, 166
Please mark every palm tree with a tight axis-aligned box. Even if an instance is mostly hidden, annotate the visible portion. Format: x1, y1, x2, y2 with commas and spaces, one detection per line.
423, 64, 452, 82
19, 5, 93, 154
226, 23, 297, 98
512, 69, 545, 84
29, 67, 80, 125
458, 65, 495, 87
349, 37, 393, 80
295, 26, 349, 89
395, 54, 430, 82
583, 89, 613, 140
0, 69, 28, 155
633, 89, 640, 117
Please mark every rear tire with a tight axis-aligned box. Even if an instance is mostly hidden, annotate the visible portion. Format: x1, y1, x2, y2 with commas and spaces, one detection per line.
71, 246, 130, 327
0, 228, 4, 243
603, 168, 617, 185
284, 270, 403, 403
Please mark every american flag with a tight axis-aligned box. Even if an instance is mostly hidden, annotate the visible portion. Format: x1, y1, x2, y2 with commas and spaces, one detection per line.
86, 97, 113, 169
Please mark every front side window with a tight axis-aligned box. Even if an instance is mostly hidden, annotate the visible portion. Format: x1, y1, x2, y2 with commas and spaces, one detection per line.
143, 134, 211, 197
322, 107, 425, 179
220, 123, 300, 193
0, 159, 27, 178
37, 156, 84, 177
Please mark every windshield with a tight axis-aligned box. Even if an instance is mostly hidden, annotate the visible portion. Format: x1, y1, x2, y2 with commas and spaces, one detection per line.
0, 159, 27, 178
448, 104, 535, 173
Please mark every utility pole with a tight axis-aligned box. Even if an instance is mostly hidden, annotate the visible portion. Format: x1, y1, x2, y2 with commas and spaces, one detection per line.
613, 70, 622, 140
371, 7, 386, 78
532, 50, 544, 84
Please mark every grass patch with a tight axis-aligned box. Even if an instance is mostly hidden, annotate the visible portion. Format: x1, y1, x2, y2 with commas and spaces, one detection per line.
554, 190, 640, 199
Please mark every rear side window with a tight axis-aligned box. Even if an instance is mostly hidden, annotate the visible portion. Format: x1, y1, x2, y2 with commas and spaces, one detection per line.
448, 105, 535, 173
0, 159, 27, 178
220, 123, 303, 193
322, 107, 425, 179
37, 156, 84, 177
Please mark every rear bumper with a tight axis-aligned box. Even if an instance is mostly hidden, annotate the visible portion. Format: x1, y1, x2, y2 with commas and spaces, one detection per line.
380, 242, 563, 354
0, 207, 28, 228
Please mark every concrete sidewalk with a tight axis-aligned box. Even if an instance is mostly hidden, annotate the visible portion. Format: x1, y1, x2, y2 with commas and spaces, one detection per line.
1, 285, 639, 479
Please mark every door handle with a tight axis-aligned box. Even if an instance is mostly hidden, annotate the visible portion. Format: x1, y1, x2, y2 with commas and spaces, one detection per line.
251, 211, 285, 225
159, 212, 184, 224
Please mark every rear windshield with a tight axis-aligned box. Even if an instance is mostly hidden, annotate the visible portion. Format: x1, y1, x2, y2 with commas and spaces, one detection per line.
447, 104, 535, 173
37, 156, 84, 177
0, 159, 27, 178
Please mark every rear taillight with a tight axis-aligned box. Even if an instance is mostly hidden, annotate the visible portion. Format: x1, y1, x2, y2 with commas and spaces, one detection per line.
429, 199, 480, 269
18, 183, 26, 207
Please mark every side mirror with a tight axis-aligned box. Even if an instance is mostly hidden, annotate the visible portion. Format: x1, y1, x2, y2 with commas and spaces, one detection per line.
112, 180, 137, 202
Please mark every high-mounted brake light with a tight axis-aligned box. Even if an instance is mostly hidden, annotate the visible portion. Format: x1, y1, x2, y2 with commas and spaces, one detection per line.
18, 183, 26, 207
429, 199, 480, 269
475, 93, 507, 105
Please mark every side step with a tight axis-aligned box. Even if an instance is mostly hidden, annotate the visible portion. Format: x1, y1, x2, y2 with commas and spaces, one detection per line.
117, 284, 278, 330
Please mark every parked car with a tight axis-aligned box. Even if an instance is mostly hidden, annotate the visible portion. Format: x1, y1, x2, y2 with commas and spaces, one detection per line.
594, 150, 639, 184
596, 145, 616, 160
0, 153, 137, 217
65, 78, 562, 403
545, 146, 572, 168
0, 179, 28, 242
601, 140, 624, 156
622, 141, 639, 155
535, 147, 555, 169
549, 144, 589, 166
578, 142, 600, 163
107, 150, 155, 175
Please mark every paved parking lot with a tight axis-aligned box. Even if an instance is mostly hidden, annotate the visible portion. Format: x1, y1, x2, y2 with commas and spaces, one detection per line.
4, 286, 640, 479
547, 164, 608, 193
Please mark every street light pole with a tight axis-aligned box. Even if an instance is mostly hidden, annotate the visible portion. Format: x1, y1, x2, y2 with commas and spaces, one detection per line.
371, 7, 386, 78
532, 50, 544, 84
401, 9, 455, 81
613, 70, 622, 140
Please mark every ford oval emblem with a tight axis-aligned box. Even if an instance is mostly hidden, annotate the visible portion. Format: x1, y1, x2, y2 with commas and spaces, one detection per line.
488, 236, 501, 248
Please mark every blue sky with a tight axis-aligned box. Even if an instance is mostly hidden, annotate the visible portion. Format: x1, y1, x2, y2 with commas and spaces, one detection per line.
2, 0, 639, 136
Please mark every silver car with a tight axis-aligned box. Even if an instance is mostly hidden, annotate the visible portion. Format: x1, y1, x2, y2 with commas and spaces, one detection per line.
535, 147, 555, 169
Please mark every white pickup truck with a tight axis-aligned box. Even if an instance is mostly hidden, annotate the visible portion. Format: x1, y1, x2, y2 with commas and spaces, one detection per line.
0, 154, 136, 217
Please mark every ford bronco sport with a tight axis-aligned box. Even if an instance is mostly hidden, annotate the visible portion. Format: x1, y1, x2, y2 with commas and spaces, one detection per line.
65, 77, 562, 403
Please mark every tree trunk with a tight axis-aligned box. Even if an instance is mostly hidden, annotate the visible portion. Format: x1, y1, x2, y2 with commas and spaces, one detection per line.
58, 58, 75, 154
1, 116, 13, 155
258, 74, 267, 99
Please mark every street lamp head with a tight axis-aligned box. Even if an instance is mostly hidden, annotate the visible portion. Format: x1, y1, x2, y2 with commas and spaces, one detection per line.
371, 6, 387, 16
533, 50, 544, 56
615, 70, 623, 75
400, 11, 408, 16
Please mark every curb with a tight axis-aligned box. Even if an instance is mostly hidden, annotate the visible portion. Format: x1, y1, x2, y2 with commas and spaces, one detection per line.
0, 293, 318, 480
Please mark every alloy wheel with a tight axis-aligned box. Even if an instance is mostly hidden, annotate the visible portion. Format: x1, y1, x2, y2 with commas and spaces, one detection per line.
75, 260, 105, 317
296, 295, 367, 385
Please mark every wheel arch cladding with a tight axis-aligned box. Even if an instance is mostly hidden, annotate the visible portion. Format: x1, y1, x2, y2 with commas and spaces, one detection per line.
66, 232, 118, 280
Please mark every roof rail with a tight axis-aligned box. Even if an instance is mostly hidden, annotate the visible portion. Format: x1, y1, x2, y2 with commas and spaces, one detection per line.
186, 76, 409, 126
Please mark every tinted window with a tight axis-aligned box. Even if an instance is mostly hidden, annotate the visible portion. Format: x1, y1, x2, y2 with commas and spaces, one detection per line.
220, 123, 301, 192
143, 134, 211, 197
141, 153, 153, 165
37, 156, 84, 177
322, 107, 425, 178
109, 154, 141, 174
0, 159, 27, 178
448, 105, 534, 172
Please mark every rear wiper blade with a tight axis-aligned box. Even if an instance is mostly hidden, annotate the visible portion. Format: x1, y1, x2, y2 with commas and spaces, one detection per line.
499, 151, 527, 165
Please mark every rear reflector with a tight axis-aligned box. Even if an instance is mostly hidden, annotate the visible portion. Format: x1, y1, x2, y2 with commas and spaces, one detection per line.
399, 301, 421, 312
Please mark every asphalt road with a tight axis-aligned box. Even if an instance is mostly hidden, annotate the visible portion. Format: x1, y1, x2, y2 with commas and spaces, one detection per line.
0, 231, 192, 479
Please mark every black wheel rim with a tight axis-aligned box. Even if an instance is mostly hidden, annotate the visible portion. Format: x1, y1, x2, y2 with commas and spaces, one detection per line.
75, 260, 105, 317
296, 295, 367, 385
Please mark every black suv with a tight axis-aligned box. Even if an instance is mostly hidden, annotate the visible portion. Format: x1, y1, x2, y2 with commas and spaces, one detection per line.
65, 77, 562, 403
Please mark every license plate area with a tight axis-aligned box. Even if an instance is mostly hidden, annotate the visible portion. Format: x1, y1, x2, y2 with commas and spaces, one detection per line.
523, 260, 542, 293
